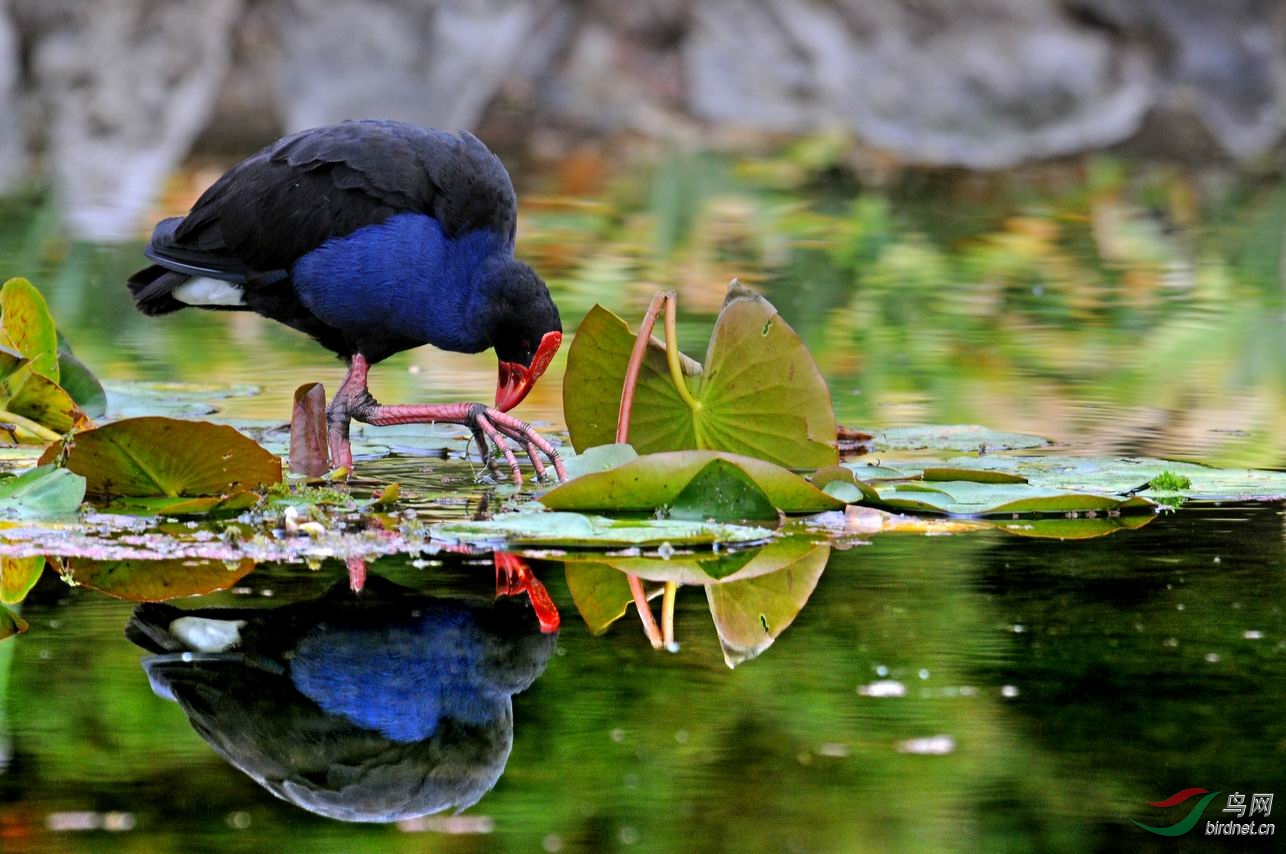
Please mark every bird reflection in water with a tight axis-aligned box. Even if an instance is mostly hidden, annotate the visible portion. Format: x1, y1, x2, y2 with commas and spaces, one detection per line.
124, 554, 557, 822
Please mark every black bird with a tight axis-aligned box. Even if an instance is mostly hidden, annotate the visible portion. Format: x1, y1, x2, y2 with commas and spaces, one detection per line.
125, 571, 558, 822
127, 120, 565, 483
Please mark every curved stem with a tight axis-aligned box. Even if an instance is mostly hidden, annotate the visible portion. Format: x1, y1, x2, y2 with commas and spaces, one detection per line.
663, 295, 700, 412
0, 410, 62, 444
617, 291, 667, 444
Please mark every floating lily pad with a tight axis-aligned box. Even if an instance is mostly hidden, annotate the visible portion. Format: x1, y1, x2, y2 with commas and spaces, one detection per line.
875, 425, 1052, 452
540, 450, 844, 516
105, 381, 262, 419
430, 511, 772, 548
867, 479, 1155, 516
39, 417, 282, 500
561, 443, 639, 480
102, 490, 262, 517
564, 284, 838, 467
669, 458, 779, 522
855, 455, 1286, 502
59, 557, 257, 601
1, 555, 46, 604
0, 465, 86, 518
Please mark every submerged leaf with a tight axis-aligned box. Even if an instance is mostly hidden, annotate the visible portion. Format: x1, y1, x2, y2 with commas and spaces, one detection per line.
40, 417, 282, 499
540, 450, 844, 516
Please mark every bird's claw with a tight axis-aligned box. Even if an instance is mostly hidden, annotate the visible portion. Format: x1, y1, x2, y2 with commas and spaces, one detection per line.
465, 403, 567, 487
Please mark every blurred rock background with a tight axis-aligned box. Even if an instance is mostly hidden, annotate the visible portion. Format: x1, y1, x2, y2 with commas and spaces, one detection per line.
1, 0, 1284, 240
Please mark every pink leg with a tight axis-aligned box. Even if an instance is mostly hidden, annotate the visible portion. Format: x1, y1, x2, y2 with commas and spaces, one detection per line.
328, 355, 567, 484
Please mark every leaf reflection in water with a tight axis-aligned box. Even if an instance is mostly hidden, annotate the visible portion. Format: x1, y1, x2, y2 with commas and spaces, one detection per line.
564, 536, 830, 667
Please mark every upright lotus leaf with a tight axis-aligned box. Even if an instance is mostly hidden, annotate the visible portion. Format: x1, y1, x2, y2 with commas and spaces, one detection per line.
0, 465, 86, 517
564, 304, 696, 452
707, 542, 829, 667
39, 417, 282, 499
60, 557, 257, 601
564, 284, 837, 467
0, 278, 59, 382
539, 450, 845, 515
0, 346, 86, 438
1, 556, 46, 604
693, 283, 837, 467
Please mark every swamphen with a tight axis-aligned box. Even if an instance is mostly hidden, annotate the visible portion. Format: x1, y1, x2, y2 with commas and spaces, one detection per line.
127, 120, 565, 483
125, 571, 557, 822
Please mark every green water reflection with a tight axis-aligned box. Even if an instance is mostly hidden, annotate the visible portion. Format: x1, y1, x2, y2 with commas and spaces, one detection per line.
2, 504, 1282, 852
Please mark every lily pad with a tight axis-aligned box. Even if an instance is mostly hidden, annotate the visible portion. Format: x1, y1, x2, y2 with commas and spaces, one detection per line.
105, 381, 262, 419
866, 479, 1155, 517
101, 490, 262, 517
0, 465, 86, 518
875, 425, 1051, 452
669, 458, 779, 522
561, 443, 639, 480
564, 284, 837, 468
429, 511, 772, 548
39, 417, 282, 500
855, 455, 1286, 503
540, 450, 844, 516
59, 557, 257, 601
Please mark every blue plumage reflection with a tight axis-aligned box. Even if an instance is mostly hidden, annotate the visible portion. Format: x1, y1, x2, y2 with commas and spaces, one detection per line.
125, 565, 557, 822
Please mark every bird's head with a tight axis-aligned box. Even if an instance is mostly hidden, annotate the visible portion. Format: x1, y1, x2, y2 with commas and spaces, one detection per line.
481, 259, 562, 412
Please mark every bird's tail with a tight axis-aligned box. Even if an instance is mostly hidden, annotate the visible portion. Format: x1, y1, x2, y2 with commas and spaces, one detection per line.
127, 264, 190, 316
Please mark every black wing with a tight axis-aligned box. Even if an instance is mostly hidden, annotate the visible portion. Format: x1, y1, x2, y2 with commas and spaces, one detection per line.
146, 120, 518, 283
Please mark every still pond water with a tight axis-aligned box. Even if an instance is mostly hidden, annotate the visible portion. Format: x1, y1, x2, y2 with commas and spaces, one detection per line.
1, 151, 1284, 852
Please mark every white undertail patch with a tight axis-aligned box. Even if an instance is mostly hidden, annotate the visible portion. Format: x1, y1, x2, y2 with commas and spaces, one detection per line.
169, 617, 245, 653
172, 277, 245, 307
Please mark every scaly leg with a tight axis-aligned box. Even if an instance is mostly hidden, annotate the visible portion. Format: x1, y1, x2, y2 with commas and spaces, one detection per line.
327, 355, 566, 485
